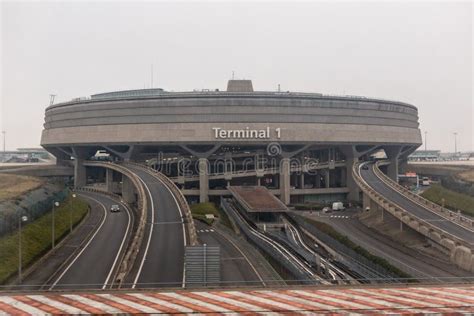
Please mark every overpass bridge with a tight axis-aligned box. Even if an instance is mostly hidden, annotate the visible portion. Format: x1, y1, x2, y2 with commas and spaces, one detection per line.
354, 161, 474, 272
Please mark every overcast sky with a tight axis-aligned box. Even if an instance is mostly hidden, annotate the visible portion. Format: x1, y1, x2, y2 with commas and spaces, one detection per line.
1, 1, 472, 152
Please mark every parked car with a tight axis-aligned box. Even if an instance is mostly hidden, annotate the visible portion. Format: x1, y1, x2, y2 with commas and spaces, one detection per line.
322, 207, 332, 213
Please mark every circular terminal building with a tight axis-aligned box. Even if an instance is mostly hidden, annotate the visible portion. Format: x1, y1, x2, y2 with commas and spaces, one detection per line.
41, 80, 422, 204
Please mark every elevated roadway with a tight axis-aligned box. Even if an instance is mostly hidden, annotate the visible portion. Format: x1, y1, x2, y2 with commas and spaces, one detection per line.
121, 163, 188, 289
355, 161, 474, 272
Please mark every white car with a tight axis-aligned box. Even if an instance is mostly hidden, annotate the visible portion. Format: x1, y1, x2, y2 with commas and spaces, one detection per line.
110, 205, 120, 212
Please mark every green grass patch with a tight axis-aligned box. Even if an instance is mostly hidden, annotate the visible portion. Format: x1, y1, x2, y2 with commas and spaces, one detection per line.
305, 218, 413, 280
421, 184, 474, 217
0, 194, 89, 284
190, 202, 220, 225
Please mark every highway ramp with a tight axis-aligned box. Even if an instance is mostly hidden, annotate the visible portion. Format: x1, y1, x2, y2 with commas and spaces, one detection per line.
123, 165, 186, 288
360, 163, 474, 244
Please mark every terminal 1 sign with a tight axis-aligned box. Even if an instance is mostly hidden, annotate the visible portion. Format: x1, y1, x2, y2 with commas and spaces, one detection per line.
212, 127, 281, 139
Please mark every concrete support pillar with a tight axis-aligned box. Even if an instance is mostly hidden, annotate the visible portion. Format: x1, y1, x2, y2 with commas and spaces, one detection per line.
385, 146, 402, 182
363, 193, 371, 210
74, 158, 87, 188
325, 170, 330, 188
299, 173, 305, 189
346, 156, 359, 201
315, 174, 321, 188
257, 177, 261, 186
280, 158, 291, 205
106, 168, 114, 193
122, 175, 135, 203
199, 158, 209, 203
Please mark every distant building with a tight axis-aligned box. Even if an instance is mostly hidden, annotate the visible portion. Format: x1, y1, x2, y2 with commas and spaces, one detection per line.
408, 150, 441, 161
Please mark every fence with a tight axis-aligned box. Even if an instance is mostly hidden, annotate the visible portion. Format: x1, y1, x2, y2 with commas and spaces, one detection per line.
0, 188, 69, 237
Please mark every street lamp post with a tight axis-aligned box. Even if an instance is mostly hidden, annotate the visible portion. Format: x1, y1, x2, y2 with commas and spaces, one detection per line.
70, 193, 76, 233
18, 215, 28, 283
424, 131, 427, 151
52, 201, 59, 249
453, 132, 458, 156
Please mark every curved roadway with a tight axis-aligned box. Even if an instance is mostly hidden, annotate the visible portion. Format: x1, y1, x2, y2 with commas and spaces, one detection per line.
124, 165, 186, 289
359, 163, 474, 244
49, 192, 132, 290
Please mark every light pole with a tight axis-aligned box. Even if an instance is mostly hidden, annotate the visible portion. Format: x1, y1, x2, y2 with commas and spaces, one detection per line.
1, 131, 5, 152
453, 132, 458, 156
424, 131, 427, 151
52, 201, 59, 249
70, 193, 76, 233
18, 215, 28, 283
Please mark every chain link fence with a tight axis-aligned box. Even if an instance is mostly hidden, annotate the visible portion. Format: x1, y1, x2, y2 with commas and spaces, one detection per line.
0, 188, 69, 237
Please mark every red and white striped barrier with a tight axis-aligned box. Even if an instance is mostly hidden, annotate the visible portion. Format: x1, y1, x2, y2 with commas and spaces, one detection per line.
0, 286, 472, 315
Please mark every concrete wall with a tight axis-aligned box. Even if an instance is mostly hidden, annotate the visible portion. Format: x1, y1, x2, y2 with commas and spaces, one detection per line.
41, 92, 421, 147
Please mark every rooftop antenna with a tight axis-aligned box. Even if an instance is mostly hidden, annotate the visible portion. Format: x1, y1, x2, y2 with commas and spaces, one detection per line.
278, 84, 281, 92
49, 94, 56, 106
232, 71, 235, 80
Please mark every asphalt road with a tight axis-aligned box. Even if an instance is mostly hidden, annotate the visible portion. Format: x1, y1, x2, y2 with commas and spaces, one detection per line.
124, 166, 185, 289
194, 221, 263, 287
360, 164, 474, 244
50, 192, 131, 290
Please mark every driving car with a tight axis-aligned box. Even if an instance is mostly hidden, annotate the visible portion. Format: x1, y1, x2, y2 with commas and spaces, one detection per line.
110, 205, 120, 212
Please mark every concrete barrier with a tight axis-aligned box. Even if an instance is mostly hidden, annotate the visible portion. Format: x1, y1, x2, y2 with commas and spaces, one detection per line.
83, 161, 148, 285
123, 162, 199, 246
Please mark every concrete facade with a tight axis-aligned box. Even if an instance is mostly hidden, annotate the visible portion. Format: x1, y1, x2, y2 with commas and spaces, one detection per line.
41, 81, 422, 205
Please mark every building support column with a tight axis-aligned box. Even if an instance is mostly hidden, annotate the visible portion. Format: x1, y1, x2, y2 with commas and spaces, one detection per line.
363, 192, 371, 210
325, 170, 330, 188
280, 158, 290, 205
346, 156, 359, 201
199, 158, 209, 203
74, 158, 86, 188
106, 168, 114, 193
122, 175, 135, 203
385, 146, 402, 182
299, 172, 305, 189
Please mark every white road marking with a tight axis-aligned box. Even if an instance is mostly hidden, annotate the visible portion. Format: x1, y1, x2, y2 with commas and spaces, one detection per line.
132, 177, 155, 289
49, 195, 108, 289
